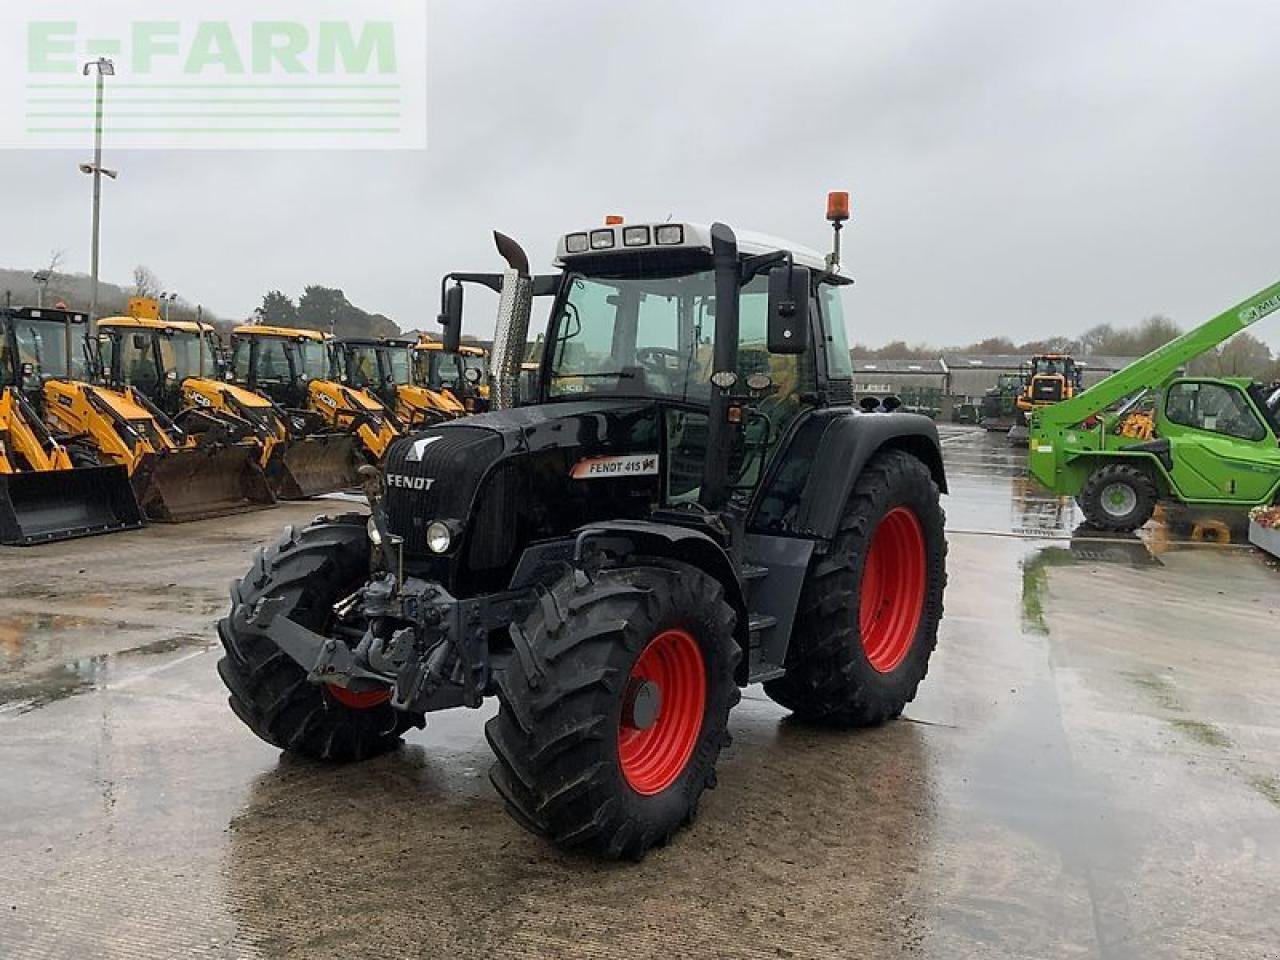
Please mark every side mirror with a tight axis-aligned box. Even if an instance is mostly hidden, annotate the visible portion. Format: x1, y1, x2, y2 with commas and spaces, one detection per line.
439, 283, 463, 354
767, 264, 810, 354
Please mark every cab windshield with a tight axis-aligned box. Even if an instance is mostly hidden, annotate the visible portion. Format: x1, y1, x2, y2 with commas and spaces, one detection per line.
461, 353, 488, 384
417, 350, 462, 390
345, 345, 381, 388
547, 269, 788, 402
294, 339, 331, 380
160, 331, 218, 380
386, 346, 412, 385
11, 319, 87, 380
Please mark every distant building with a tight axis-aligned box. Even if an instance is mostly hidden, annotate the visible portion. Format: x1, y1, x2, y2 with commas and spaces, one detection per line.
850, 353, 1141, 412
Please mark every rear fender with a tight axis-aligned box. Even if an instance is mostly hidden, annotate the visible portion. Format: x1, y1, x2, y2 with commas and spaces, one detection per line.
756, 410, 947, 540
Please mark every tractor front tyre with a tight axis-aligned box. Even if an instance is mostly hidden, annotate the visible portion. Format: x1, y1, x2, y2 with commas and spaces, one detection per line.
216, 514, 420, 762
764, 449, 946, 727
1079, 463, 1157, 532
486, 561, 739, 859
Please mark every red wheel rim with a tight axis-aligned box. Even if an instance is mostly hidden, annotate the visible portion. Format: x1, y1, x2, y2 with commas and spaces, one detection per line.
327, 685, 392, 709
618, 628, 706, 796
859, 507, 927, 673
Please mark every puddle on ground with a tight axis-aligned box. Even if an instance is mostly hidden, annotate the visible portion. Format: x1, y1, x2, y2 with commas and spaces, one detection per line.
0, 633, 213, 715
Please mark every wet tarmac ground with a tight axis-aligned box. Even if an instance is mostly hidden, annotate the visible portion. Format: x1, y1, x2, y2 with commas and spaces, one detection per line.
2, 426, 1278, 959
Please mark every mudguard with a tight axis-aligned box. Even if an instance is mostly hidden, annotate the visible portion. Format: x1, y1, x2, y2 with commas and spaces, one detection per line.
569, 519, 749, 644
753, 409, 947, 540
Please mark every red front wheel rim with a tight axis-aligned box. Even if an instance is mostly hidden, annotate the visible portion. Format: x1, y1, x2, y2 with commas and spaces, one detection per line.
618, 628, 706, 796
327, 685, 392, 709
859, 506, 927, 673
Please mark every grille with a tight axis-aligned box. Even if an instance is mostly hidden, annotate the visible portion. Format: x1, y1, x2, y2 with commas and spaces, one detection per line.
1033, 379, 1063, 402
382, 426, 504, 559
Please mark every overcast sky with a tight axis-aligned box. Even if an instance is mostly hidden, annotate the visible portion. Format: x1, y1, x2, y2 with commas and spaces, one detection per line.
1, 0, 1278, 348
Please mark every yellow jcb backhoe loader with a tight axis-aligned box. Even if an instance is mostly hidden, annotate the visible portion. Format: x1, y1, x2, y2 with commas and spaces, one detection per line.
0, 309, 143, 544
6, 307, 273, 523
97, 309, 362, 499
414, 338, 492, 412
228, 325, 399, 463
334, 337, 464, 428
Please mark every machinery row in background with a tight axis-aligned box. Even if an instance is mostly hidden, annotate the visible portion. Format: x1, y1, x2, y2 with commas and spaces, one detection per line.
0, 296, 494, 546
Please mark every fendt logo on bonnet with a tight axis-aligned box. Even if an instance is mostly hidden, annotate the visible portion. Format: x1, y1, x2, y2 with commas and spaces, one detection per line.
386, 474, 435, 491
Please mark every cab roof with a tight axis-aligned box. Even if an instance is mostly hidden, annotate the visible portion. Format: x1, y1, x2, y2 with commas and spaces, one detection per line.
1, 305, 88, 324
415, 339, 487, 356
99, 316, 216, 334
554, 221, 842, 276
339, 337, 415, 349
232, 324, 328, 341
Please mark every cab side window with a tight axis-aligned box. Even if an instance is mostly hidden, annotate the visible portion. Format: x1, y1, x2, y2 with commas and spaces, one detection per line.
1166, 382, 1266, 442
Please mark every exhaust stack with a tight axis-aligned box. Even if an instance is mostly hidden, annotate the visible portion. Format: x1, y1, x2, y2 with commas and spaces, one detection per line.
490, 231, 533, 411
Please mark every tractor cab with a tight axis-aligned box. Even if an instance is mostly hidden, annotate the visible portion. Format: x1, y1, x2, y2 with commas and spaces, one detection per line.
0, 306, 92, 396
336, 336, 465, 428
97, 315, 222, 414
229, 325, 336, 409
414, 339, 492, 412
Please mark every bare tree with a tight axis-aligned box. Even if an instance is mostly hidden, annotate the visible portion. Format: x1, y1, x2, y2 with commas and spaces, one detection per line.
132, 264, 161, 299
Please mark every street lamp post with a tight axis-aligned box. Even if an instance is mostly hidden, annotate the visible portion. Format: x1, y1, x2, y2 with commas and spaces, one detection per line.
81, 57, 116, 338
160, 291, 177, 322
32, 271, 50, 308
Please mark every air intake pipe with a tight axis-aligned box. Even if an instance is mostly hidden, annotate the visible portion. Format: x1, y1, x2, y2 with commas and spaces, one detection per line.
698, 223, 740, 511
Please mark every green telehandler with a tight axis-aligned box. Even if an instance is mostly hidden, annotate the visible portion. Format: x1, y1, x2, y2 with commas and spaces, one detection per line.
1028, 281, 1280, 532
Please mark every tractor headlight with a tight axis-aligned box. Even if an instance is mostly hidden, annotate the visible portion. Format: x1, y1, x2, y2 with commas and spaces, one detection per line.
367, 516, 382, 546
564, 232, 589, 253
654, 224, 684, 245
589, 229, 615, 250
425, 520, 452, 554
622, 226, 650, 247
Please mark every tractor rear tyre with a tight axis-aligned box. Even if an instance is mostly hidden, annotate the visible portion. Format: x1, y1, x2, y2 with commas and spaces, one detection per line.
764, 449, 946, 726
1079, 463, 1157, 532
486, 560, 739, 859
216, 513, 420, 762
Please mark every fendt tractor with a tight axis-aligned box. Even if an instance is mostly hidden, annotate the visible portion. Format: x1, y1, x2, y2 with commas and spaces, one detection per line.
0, 306, 143, 545
228, 325, 401, 465
217, 195, 949, 859
335, 337, 465, 429
1029, 281, 1280, 531
97, 305, 362, 499
2, 305, 270, 526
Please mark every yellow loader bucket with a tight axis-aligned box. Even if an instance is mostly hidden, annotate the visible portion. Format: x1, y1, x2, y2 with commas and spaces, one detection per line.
0, 464, 144, 546
265, 433, 363, 500
131, 444, 276, 523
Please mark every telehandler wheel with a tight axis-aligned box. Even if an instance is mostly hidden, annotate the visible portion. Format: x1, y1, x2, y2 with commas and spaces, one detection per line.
216, 514, 420, 762
1079, 463, 1157, 532
486, 560, 739, 860
764, 449, 946, 727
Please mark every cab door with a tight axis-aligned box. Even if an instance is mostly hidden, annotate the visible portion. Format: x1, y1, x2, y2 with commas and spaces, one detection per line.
1160, 379, 1279, 502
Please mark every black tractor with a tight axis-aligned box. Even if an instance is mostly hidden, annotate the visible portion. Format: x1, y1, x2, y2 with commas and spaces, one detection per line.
217, 200, 948, 859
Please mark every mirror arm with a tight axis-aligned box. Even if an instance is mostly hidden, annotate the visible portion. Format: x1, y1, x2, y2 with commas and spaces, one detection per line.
741, 250, 792, 284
